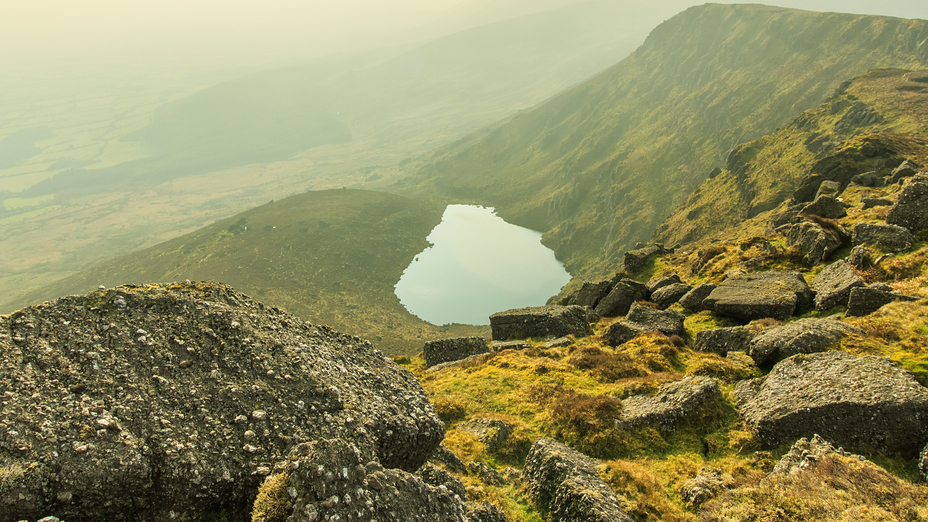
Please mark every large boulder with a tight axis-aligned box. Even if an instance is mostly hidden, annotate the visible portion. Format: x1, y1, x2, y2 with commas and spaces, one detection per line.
523, 439, 633, 522
740, 351, 928, 455
703, 271, 814, 322
845, 286, 920, 317
852, 222, 914, 252
646, 274, 683, 293
748, 318, 863, 368
695, 326, 756, 357
887, 174, 928, 232
650, 283, 693, 310
615, 376, 722, 432
593, 279, 649, 318
566, 279, 617, 309
812, 260, 865, 311
679, 283, 717, 312
800, 196, 847, 219
624, 245, 663, 273
0, 282, 446, 522
604, 303, 685, 346
454, 418, 513, 454
783, 219, 848, 265
769, 435, 863, 476
424, 337, 490, 368
890, 159, 919, 183
490, 305, 591, 341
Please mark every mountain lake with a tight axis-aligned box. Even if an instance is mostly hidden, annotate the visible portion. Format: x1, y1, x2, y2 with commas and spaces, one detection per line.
395, 204, 571, 325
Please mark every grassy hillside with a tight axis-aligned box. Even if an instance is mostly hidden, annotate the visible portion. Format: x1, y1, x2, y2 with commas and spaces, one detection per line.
654, 68, 928, 247
396, 4, 928, 283
8, 189, 487, 355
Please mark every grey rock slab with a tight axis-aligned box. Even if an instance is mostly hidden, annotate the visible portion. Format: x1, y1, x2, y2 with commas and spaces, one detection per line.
594, 279, 649, 318
679, 283, 717, 312
703, 271, 814, 322
695, 326, 756, 357
615, 376, 722, 433
741, 351, 928, 455
466, 500, 509, 522
604, 303, 685, 346
887, 174, 928, 232
748, 318, 863, 367
800, 195, 847, 219
646, 274, 683, 293
815, 180, 843, 199
624, 245, 663, 273
490, 340, 532, 351
424, 336, 490, 368
0, 282, 445, 522
812, 259, 865, 311
784, 219, 849, 265
861, 197, 893, 209
523, 438, 633, 522
845, 286, 920, 317
891, 159, 919, 183
852, 222, 914, 252
568, 279, 617, 309
650, 283, 693, 310
490, 305, 591, 341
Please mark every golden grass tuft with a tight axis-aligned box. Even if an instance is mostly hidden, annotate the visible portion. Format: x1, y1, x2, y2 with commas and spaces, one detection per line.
251, 471, 292, 522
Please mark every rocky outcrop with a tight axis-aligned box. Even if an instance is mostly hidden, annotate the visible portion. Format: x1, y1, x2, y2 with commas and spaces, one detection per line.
890, 159, 919, 184
418, 463, 468, 500
624, 245, 664, 273
812, 259, 865, 311
702, 271, 814, 322
740, 351, 928, 455
615, 376, 722, 432
748, 318, 863, 367
768, 435, 864, 476
567, 279, 617, 309
887, 174, 928, 232
845, 286, 920, 317
646, 274, 683, 293
0, 282, 445, 522
593, 279, 649, 318
679, 283, 717, 312
679, 469, 725, 508
695, 326, 755, 357
800, 196, 847, 219
783, 218, 848, 265
604, 303, 685, 346
455, 418, 513, 454
466, 501, 509, 522
490, 305, 591, 341
650, 283, 692, 310
852, 222, 914, 252
523, 439, 633, 522
424, 337, 490, 368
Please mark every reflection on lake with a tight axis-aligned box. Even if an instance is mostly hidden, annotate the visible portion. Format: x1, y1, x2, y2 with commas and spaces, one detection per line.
395, 204, 571, 325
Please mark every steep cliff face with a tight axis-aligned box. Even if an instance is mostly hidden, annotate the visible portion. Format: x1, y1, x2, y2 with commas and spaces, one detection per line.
398, 4, 928, 279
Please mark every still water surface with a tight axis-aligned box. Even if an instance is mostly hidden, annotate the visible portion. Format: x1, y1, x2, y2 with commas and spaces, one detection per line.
395, 205, 571, 325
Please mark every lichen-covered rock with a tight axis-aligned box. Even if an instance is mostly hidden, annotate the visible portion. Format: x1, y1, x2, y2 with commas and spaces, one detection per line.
646, 274, 683, 293
489, 305, 591, 341
890, 159, 919, 183
703, 271, 814, 322
468, 462, 506, 486
852, 222, 914, 252
466, 500, 509, 522
650, 283, 692, 310
594, 279, 649, 318
695, 326, 755, 357
424, 337, 490, 368
679, 469, 725, 508
887, 174, 928, 232
429, 444, 467, 474
679, 283, 717, 312
418, 463, 468, 501
861, 197, 893, 209
0, 282, 445, 522
740, 351, 928, 455
769, 435, 864, 476
615, 376, 722, 432
815, 180, 843, 199
812, 259, 865, 311
800, 196, 847, 219
624, 245, 663, 273
845, 286, 920, 317
603, 303, 685, 346
733, 377, 764, 407
455, 418, 513, 454
283, 439, 469, 522
523, 439, 633, 522
748, 318, 863, 367
783, 219, 849, 265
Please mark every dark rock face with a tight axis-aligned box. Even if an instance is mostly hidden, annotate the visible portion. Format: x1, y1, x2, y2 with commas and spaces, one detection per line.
646, 274, 683, 293
852, 222, 914, 252
890, 159, 919, 184
679, 283, 717, 312
815, 180, 842, 199
812, 260, 865, 311
861, 197, 893, 209
650, 283, 693, 310
695, 326, 755, 357
523, 439, 633, 522
568, 279, 617, 308
748, 318, 863, 368
455, 418, 513, 454
845, 286, 920, 317
0, 282, 445, 522
489, 305, 591, 341
800, 196, 847, 219
851, 171, 884, 187
887, 175, 928, 232
424, 337, 490, 368
741, 351, 928, 455
703, 271, 814, 322
604, 303, 686, 346
594, 279, 649, 318
615, 376, 722, 432
283, 439, 469, 522
784, 219, 848, 265
847, 245, 869, 269
624, 245, 663, 273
